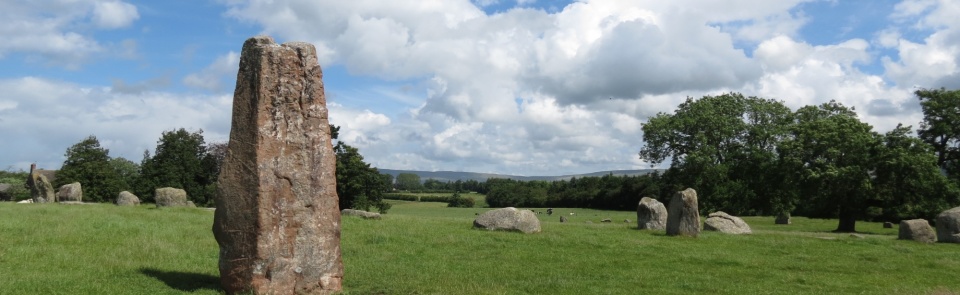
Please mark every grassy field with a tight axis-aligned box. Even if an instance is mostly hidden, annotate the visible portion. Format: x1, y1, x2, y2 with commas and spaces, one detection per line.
1, 201, 959, 294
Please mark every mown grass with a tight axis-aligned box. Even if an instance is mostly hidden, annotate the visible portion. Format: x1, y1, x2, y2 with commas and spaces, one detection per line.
2, 201, 958, 294
0, 203, 219, 294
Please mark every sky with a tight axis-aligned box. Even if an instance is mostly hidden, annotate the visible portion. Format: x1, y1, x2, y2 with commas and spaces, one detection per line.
1, 0, 958, 176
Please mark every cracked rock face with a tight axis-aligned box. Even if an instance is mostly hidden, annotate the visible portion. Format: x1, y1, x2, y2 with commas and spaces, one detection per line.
935, 207, 960, 243
637, 197, 667, 230
212, 36, 343, 294
666, 188, 701, 237
474, 207, 541, 234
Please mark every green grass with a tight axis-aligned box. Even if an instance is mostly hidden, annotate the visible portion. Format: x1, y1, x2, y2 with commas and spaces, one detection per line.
2, 201, 959, 294
0, 203, 219, 294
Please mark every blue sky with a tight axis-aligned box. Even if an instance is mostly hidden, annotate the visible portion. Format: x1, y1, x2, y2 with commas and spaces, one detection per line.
1, 0, 958, 176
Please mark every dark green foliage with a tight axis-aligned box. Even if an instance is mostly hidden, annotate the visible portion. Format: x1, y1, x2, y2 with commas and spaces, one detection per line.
778, 101, 880, 232
916, 88, 960, 184
0, 170, 30, 201
383, 193, 420, 201
335, 142, 391, 214
395, 173, 422, 191
109, 157, 139, 193
639, 93, 793, 215
55, 136, 123, 202
137, 129, 213, 206
447, 192, 475, 208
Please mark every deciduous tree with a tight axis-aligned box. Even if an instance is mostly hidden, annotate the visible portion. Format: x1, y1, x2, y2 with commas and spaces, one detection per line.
56, 136, 122, 202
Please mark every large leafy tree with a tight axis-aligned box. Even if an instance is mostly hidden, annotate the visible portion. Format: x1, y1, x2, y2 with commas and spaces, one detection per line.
778, 101, 878, 232
332, 125, 391, 213
139, 128, 213, 206
110, 157, 139, 193
872, 124, 960, 221
639, 93, 792, 215
916, 88, 960, 183
56, 136, 123, 202
395, 173, 422, 191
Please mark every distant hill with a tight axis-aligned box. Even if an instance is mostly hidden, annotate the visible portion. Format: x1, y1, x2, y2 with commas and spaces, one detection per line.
376, 168, 661, 182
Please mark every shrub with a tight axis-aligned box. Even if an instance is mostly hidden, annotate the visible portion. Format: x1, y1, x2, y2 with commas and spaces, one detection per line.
447, 192, 475, 208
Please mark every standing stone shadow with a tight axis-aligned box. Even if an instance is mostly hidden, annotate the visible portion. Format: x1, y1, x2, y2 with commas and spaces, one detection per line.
140, 268, 221, 292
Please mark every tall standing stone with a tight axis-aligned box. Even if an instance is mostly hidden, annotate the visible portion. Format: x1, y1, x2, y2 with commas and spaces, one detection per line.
212, 36, 342, 294
26, 164, 55, 203
935, 207, 960, 243
666, 188, 701, 237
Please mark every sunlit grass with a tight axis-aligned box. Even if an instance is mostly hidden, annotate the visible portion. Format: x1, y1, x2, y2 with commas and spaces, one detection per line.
1, 201, 957, 294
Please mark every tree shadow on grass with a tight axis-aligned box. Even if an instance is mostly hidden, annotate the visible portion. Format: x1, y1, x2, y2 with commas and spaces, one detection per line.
140, 268, 221, 292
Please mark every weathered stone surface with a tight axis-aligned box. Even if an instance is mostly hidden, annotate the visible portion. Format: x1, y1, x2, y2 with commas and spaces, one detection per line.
212, 36, 342, 294
17, 199, 34, 204
666, 188, 701, 237
936, 207, 960, 243
26, 164, 55, 203
473, 207, 541, 234
775, 212, 791, 225
116, 191, 140, 206
341, 209, 381, 220
899, 219, 936, 243
560, 216, 568, 223
636, 197, 667, 230
703, 211, 752, 234
601, 218, 612, 223
155, 187, 189, 207
883, 222, 893, 229
57, 182, 82, 202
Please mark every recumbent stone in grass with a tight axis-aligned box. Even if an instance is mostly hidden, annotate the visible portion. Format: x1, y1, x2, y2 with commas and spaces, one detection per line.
883, 222, 894, 229
474, 207, 541, 234
898, 219, 936, 243
342, 209, 381, 220
57, 182, 82, 202
116, 191, 140, 206
666, 188, 700, 237
936, 207, 960, 243
154, 187, 191, 207
213, 36, 342, 294
636, 197, 667, 230
703, 211, 751, 234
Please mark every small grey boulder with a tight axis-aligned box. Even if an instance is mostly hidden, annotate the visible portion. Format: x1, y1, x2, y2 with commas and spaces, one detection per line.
637, 197, 667, 230
704, 211, 752, 234
116, 191, 140, 206
474, 207, 541, 234
155, 187, 189, 207
57, 182, 83, 202
935, 206, 960, 243
899, 219, 936, 243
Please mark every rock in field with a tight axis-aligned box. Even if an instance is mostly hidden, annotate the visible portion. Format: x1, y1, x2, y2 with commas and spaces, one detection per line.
704, 211, 752, 234
57, 182, 82, 202
342, 209, 381, 220
155, 187, 189, 207
898, 219, 936, 243
26, 164, 55, 203
474, 207, 541, 234
212, 36, 343, 294
116, 191, 140, 206
666, 188, 700, 237
936, 207, 960, 243
560, 216, 567, 223
636, 197, 667, 230
883, 222, 894, 229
